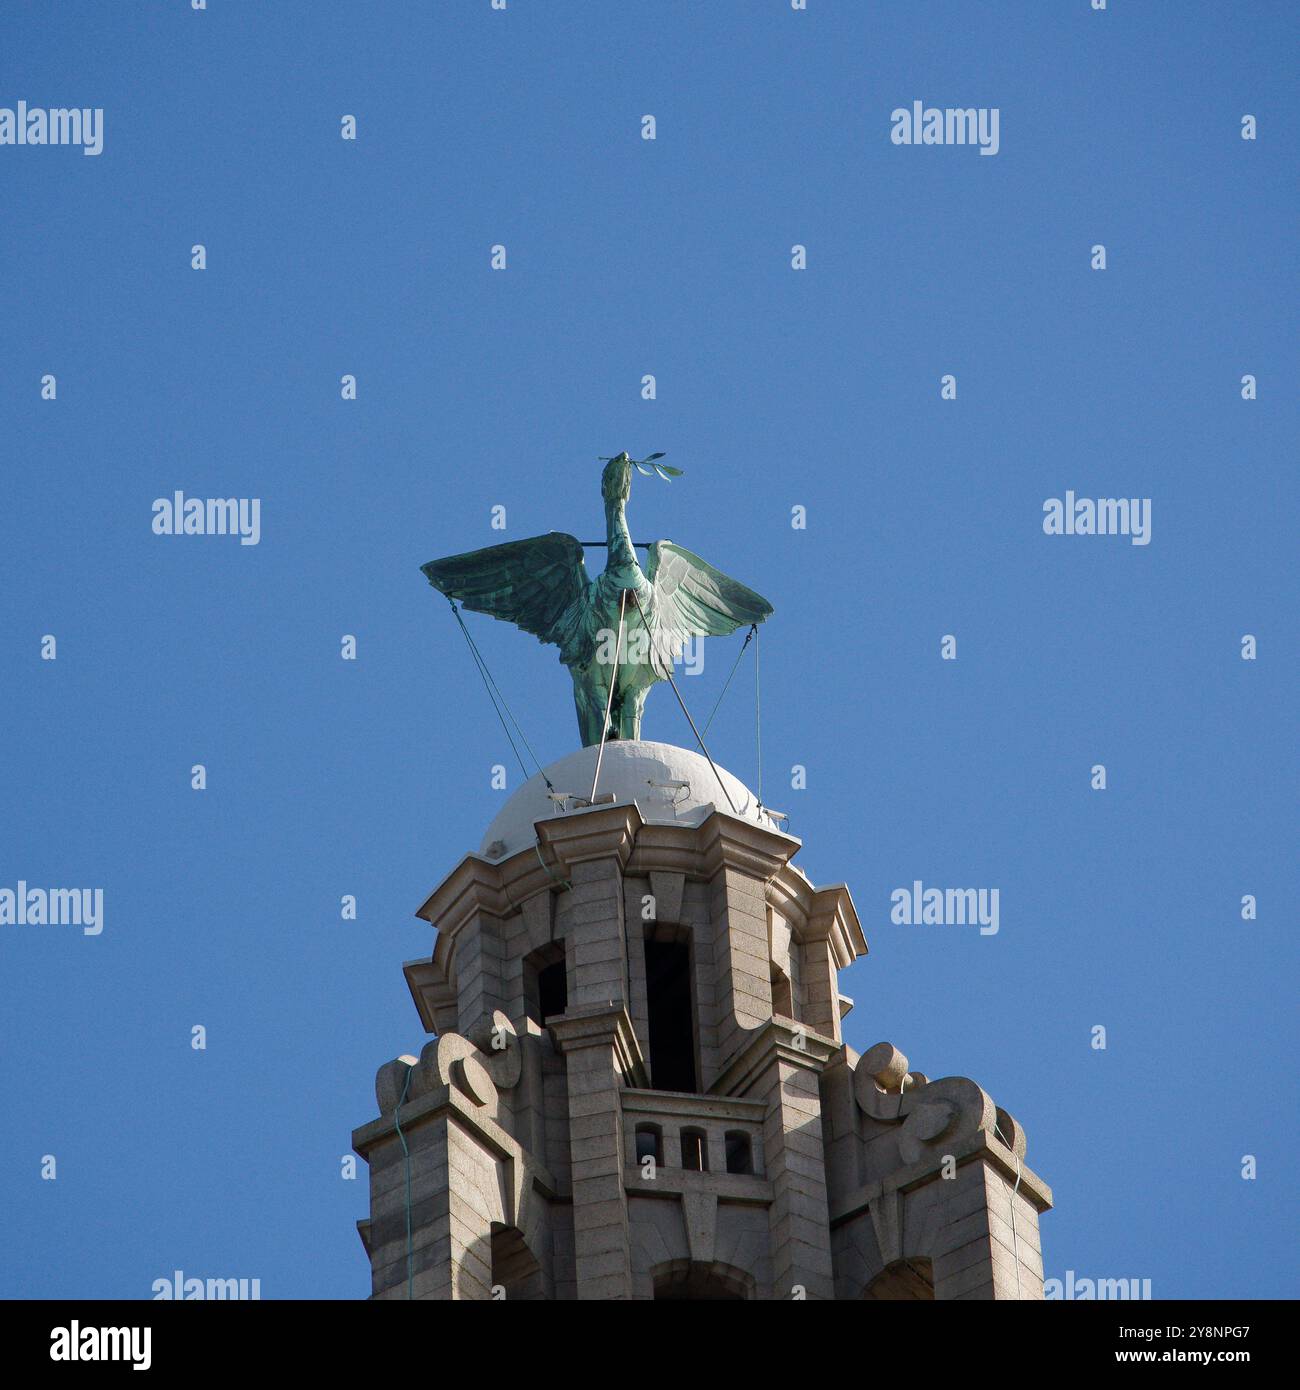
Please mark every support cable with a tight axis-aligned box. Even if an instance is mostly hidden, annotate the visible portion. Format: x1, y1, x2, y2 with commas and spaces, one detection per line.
447, 599, 554, 792
701, 623, 756, 737
754, 623, 763, 809
447, 600, 571, 890
627, 589, 738, 816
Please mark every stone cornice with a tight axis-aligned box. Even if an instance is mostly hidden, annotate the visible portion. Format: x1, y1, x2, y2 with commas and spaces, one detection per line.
710, 1017, 841, 1098
536, 802, 642, 871
766, 862, 814, 933
495, 848, 568, 911
413, 844, 566, 954
412, 798, 849, 954
621, 1088, 768, 1125
828, 1129, 1054, 1225
415, 855, 509, 932
351, 1084, 558, 1202
622, 1167, 773, 1205
547, 1003, 648, 1087
402, 956, 456, 1034
698, 811, 801, 883
804, 882, 868, 968
625, 821, 711, 877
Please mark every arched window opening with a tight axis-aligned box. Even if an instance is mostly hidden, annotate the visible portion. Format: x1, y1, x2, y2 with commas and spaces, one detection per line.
680, 1127, 708, 1172
537, 961, 566, 1020
645, 938, 696, 1091
490, 1225, 544, 1300
634, 1124, 663, 1167
770, 963, 794, 1018
862, 1257, 935, 1300
653, 1260, 752, 1300
724, 1130, 753, 1175
524, 943, 567, 1027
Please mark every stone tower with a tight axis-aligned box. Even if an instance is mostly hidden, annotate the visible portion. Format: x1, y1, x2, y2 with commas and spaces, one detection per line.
352, 740, 1052, 1300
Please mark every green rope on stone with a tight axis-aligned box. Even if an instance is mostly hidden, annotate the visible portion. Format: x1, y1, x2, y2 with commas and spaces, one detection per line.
534, 841, 572, 894
394, 1060, 415, 1300
993, 1119, 1026, 1300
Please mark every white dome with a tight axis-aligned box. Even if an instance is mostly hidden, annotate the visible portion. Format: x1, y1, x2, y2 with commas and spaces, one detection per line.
480, 740, 782, 859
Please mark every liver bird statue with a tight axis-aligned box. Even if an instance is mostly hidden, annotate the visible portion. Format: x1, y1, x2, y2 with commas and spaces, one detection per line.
422, 453, 774, 747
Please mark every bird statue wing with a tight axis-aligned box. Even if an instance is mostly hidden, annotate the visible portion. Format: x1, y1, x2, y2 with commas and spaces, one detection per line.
645, 541, 774, 665
421, 532, 591, 658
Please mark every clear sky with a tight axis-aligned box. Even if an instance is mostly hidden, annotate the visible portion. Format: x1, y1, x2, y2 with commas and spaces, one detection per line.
2, 1, 1295, 1300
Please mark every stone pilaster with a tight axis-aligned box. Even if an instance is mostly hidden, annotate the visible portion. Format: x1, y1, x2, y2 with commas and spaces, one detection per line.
548, 1004, 647, 1300
931, 1162, 1046, 1299
414, 859, 510, 1042
538, 806, 639, 1014
801, 883, 862, 1043
713, 1019, 838, 1299
354, 1048, 556, 1301
828, 1043, 1053, 1300
699, 816, 797, 1071
359, 1095, 502, 1300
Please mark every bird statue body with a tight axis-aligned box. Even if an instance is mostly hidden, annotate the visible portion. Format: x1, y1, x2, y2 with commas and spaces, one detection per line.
422, 453, 774, 747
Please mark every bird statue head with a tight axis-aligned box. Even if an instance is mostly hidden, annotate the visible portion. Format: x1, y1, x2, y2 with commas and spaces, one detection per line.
600, 451, 682, 502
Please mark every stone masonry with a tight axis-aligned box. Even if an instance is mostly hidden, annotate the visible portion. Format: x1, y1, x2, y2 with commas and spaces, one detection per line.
351, 756, 1052, 1300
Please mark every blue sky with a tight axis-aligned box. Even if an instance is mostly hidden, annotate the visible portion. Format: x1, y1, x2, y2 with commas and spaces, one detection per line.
1, 1, 1295, 1299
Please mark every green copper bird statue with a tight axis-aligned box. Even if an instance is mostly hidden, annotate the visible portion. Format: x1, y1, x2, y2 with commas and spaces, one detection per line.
422, 452, 774, 747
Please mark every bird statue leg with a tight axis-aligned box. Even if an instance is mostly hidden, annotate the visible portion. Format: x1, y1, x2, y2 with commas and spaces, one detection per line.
617, 681, 653, 741
572, 666, 611, 748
